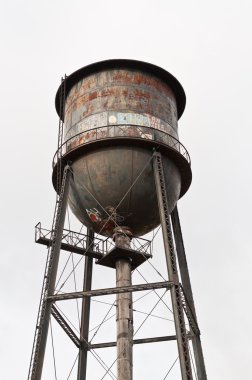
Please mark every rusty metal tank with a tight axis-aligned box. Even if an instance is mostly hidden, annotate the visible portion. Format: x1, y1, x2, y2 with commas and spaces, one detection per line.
53, 59, 191, 237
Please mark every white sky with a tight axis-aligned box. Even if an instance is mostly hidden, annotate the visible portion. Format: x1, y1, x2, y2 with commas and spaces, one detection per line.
0, 0, 252, 379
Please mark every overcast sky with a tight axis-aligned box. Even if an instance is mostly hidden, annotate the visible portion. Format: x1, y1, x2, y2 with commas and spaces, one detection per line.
1, 1, 252, 379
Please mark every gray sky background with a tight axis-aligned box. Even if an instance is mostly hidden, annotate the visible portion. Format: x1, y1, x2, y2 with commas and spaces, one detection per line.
0, 0, 252, 379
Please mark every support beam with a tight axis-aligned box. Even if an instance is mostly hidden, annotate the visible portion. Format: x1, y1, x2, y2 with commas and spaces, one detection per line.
51, 305, 80, 348
89, 334, 190, 349
171, 206, 207, 380
47, 281, 173, 302
28, 165, 71, 380
179, 285, 200, 336
153, 152, 193, 380
77, 229, 94, 380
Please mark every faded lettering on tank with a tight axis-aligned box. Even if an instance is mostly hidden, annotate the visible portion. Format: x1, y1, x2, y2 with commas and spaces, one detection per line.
64, 111, 177, 142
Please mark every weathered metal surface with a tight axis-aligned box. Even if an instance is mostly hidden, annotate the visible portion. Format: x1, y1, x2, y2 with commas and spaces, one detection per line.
52, 125, 191, 174
114, 230, 133, 380
69, 146, 181, 236
53, 60, 191, 237
55, 60, 186, 119
64, 111, 178, 141
63, 69, 178, 144
116, 258, 133, 380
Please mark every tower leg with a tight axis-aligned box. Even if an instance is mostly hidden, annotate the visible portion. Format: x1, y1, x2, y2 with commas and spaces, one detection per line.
114, 228, 133, 380
28, 165, 71, 380
77, 228, 94, 380
171, 207, 207, 380
153, 152, 193, 380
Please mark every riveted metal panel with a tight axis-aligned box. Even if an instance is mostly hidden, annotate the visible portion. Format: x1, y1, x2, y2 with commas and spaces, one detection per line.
53, 60, 191, 237
64, 69, 178, 142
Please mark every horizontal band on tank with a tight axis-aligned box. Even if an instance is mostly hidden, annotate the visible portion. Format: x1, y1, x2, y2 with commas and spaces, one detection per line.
64, 111, 178, 141
52, 125, 192, 198
55, 59, 186, 120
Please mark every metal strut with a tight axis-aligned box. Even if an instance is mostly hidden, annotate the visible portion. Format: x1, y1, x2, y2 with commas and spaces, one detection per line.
51, 305, 81, 349
171, 207, 207, 379
77, 229, 94, 380
180, 285, 200, 336
153, 151, 193, 380
27, 165, 71, 380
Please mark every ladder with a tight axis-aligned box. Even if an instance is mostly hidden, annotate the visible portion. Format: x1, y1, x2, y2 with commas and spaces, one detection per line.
56, 75, 67, 193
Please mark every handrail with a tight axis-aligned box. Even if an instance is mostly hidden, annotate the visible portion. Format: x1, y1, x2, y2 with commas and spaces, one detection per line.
35, 223, 152, 257
52, 124, 191, 168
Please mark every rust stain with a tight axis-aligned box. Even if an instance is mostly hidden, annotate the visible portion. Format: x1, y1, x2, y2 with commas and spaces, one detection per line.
64, 69, 178, 137
88, 91, 97, 101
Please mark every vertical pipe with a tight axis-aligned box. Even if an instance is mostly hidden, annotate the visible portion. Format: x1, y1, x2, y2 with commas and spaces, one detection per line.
116, 259, 133, 380
114, 229, 133, 380
77, 228, 94, 380
153, 152, 193, 380
33, 166, 71, 380
171, 207, 207, 380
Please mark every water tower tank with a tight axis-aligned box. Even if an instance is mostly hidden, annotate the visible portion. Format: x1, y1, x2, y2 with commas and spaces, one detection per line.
53, 59, 191, 237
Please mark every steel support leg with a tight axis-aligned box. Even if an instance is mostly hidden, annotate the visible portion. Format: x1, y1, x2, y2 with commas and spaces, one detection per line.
77, 228, 94, 380
28, 165, 71, 380
171, 207, 207, 380
153, 152, 193, 380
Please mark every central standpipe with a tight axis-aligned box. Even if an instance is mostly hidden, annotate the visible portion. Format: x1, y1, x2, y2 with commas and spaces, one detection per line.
113, 227, 133, 380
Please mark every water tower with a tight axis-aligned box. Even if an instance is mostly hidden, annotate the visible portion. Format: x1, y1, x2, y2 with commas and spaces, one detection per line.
28, 60, 207, 380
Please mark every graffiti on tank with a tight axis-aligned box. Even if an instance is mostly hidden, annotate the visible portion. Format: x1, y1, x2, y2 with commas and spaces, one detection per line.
86, 208, 102, 223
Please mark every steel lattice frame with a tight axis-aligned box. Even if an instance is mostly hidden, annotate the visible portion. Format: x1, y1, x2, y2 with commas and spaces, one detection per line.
153, 152, 193, 380
28, 151, 207, 380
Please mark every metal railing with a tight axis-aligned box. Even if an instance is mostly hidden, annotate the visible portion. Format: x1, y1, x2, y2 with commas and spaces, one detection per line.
52, 124, 190, 168
35, 222, 152, 257
131, 236, 152, 256
35, 222, 108, 256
